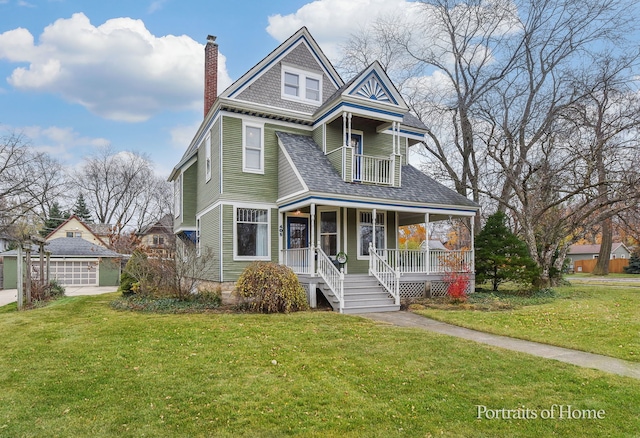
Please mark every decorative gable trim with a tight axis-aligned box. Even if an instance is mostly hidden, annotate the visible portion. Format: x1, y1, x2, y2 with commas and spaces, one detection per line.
222, 27, 343, 100
350, 71, 397, 104
343, 61, 407, 110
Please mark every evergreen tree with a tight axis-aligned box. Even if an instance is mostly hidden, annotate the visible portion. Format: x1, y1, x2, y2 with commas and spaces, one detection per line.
623, 253, 640, 274
475, 211, 539, 291
72, 194, 93, 223
40, 202, 70, 237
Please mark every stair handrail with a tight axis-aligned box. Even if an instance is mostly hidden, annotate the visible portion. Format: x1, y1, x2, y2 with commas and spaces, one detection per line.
369, 243, 400, 306
316, 245, 344, 313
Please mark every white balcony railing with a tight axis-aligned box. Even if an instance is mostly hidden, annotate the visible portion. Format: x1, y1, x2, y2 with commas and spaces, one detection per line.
381, 249, 474, 274
353, 154, 392, 185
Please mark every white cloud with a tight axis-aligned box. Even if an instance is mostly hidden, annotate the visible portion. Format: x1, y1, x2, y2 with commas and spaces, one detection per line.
148, 0, 168, 13
169, 120, 201, 150
12, 124, 109, 163
0, 13, 232, 122
267, 0, 418, 60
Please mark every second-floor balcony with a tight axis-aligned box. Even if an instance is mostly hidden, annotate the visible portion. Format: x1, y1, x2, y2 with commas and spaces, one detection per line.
326, 146, 401, 187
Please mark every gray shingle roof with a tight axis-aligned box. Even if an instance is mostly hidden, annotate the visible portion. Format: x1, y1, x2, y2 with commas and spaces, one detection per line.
1, 238, 121, 258
276, 132, 478, 209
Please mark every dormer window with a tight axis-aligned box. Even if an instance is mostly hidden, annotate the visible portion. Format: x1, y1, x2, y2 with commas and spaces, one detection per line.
281, 65, 322, 105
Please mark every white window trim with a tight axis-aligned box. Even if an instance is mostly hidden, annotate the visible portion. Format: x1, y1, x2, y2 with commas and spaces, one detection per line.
242, 120, 265, 174
233, 205, 271, 261
204, 134, 212, 183
174, 173, 182, 219
196, 218, 201, 257
281, 65, 323, 105
316, 207, 340, 257
357, 209, 387, 260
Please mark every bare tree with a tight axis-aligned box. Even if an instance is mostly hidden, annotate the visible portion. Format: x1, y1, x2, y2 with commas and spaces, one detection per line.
0, 131, 66, 238
75, 146, 171, 232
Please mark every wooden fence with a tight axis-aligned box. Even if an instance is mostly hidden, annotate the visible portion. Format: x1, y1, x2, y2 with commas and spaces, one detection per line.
573, 258, 629, 274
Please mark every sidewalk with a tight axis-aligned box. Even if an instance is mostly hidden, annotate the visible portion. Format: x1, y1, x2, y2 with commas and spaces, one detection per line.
0, 286, 117, 307
362, 311, 640, 380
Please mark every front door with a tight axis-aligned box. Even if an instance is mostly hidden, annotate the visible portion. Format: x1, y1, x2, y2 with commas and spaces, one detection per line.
287, 216, 309, 249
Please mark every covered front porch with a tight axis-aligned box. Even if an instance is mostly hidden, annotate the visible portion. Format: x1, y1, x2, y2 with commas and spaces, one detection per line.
278, 200, 476, 313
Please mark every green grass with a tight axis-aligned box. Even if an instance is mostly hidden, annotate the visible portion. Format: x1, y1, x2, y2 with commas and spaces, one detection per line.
414, 285, 640, 362
0, 294, 638, 436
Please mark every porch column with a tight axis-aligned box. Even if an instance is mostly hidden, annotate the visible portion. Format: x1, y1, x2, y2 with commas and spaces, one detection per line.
470, 215, 475, 271
310, 204, 316, 276
372, 208, 377, 251
342, 113, 347, 147
425, 213, 430, 275
278, 212, 283, 265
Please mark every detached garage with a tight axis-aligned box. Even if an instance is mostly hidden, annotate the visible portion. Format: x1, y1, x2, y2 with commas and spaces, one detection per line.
1, 237, 121, 289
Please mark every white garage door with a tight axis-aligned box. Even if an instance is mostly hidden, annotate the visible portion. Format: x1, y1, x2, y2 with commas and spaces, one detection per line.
49, 260, 99, 286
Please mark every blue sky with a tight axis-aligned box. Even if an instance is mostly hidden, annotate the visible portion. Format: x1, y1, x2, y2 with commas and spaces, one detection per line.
0, 0, 416, 177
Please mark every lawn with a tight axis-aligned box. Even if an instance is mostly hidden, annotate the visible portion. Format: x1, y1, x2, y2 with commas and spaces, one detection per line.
0, 294, 638, 437
414, 284, 640, 362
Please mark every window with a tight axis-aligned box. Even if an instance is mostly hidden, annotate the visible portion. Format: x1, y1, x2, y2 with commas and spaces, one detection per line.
174, 174, 182, 218
319, 211, 338, 256
236, 207, 269, 259
281, 66, 322, 104
152, 235, 165, 246
359, 211, 386, 257
243, 122, 264, 173
284, 72, 299, 96
66, 231, 81, 238
205, 135, 212, 182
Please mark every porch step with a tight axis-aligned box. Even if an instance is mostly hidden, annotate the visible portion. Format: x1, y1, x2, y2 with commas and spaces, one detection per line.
318, 274, 399, 314
342, 304, 401, 314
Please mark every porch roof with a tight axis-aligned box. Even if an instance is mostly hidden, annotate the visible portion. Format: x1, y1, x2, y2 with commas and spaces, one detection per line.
276, 132, 479, 214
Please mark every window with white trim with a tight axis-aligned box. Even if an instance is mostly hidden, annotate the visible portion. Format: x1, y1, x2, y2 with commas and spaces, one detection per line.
359, 211, 386, 257
173, 173, 182, 219
236, 207, 269, 259
281, 65, 322, 104
243, 122, 264, 173
205, 135, 212, 182
319, 210, 338, 256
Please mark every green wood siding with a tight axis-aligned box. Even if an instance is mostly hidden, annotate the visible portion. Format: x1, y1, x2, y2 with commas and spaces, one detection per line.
312, 125, 324, 152
345, 208, 367, 274
278, 147, 305, 200
181, 164, 197, 227
362, 127, 392, 157
221, 116, 309, 203
199, 207, 221, 282
197, 119, 221, 211
325, 122, 343, 152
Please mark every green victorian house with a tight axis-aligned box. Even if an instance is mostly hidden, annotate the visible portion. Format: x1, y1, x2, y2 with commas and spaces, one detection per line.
169, 27, 479, 313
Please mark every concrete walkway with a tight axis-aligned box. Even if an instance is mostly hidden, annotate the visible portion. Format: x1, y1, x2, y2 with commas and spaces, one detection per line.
362, 311, 640, 380
0, 286, 117, 307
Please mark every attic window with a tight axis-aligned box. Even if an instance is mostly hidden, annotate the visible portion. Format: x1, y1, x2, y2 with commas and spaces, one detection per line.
282, 65, 322, 105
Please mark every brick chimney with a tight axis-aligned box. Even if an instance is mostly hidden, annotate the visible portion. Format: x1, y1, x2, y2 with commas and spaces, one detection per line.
204, 35, 218, 117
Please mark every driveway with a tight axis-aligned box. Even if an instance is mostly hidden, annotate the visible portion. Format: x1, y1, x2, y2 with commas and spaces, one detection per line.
0, 286, 117, 307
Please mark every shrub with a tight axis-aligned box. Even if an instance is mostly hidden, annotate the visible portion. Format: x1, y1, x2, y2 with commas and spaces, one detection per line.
118, 251, 148, 295
235, 262, 309, 313
445, 271, 469, 303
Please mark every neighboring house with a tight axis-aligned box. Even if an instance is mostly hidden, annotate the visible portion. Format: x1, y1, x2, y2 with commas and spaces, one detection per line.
1, 238, 121, 288
87, 223, 114, 245
138, 214, 174, 258
169, 28, 480, 313
419, 240, 449, 251
46, 215, 108, 248
0, 232, 11, 253
567, 243, 631, 270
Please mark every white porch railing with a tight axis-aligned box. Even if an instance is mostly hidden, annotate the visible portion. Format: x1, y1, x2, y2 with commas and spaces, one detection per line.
354, 154, 392, 185
316, 246, 345, 313
282, 247, 313, 274
381, 249, 474, 274
369, 243, 400, 306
